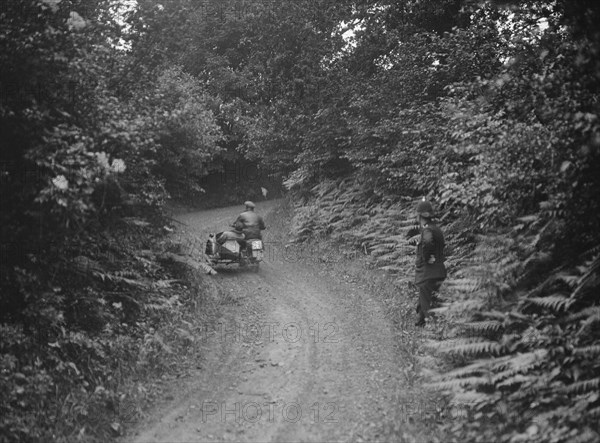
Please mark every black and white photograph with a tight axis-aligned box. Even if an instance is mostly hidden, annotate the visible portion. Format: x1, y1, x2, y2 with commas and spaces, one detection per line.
1, 1, 599, 442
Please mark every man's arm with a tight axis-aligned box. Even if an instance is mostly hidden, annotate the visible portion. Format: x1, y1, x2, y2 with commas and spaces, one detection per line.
422, 229, 436, 263
258, 216, 266, 230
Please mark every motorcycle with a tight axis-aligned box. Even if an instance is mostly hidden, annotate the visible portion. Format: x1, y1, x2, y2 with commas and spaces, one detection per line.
205, 230, 264, 272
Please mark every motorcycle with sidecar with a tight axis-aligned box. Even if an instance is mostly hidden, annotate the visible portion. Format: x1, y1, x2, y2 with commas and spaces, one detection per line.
205, 230, 264, 272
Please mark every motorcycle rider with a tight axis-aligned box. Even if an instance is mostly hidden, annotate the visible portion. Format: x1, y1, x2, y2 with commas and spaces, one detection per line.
233, 201, 266, 266
233, 201, 266, 241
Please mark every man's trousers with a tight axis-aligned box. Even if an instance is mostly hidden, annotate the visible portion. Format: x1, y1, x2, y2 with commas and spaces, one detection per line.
416, 278, 444, 323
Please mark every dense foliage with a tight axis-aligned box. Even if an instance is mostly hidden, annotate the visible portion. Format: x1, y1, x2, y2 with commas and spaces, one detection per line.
284, 1, 600, 442
0, 0, 226, 440
1, 0, 599, 441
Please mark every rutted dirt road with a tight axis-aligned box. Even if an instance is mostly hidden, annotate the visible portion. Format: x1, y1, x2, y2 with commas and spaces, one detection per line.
129, 200, 414, 442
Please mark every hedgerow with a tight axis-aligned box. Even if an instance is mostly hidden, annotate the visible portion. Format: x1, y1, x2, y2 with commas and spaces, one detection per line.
285, 2, 600, 441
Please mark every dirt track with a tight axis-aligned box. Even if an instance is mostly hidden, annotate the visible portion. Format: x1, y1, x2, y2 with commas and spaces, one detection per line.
129, 200, 413, 442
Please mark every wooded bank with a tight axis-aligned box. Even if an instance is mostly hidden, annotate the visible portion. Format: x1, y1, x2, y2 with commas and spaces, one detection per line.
1, 1, 599, 441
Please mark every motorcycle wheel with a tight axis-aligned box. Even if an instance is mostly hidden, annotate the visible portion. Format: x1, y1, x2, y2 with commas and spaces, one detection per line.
252, 262, 260, 273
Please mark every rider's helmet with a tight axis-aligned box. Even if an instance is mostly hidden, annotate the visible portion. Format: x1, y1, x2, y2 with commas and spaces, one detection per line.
244, 200, 255, 209
416, 199, 434, 218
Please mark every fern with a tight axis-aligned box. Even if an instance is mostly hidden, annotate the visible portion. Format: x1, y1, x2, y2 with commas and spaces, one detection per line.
292, 174, 600, 442
588, 406, 600, 419
446, 278, 483, 293
479, 310, 509, 321
579, 244, 600, 261
496, 374, 537, 389
436, 359, 491, 380
567, 306, 600, 323
576, 312, 600, 337
573, 345, 600, 356
524, 269, 575, 298
441, 339, 504, 357
440, 299, 488, 314
491, 351, 548, 384
526, 294, 574, 312
564, 378, 600, 395
571, 254, 600, 300
428, 376, 493, 390
451, 391, 491, 407
460, 321, 504, 335
113, 270, 142, 279
419, 209, 600, 440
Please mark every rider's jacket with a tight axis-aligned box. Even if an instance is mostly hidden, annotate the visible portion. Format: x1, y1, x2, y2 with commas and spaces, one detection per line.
234, 210, 266, 240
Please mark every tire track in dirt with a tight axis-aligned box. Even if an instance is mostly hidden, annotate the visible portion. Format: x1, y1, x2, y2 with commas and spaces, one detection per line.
128, 201, 410, 442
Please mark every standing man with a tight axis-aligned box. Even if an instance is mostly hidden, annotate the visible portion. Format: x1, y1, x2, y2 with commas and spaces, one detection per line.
234, 201, 266, 241
407, 199, 447, 327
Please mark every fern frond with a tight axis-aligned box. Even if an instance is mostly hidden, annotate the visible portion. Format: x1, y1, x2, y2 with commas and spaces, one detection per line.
379, 234, 406, 244
567, 306, 600, 323
573, 345, 600, 357
369, 243, 397, 255
485, 350, 547, 374
524, 268, 573, 298
113, 270, 142, 279
576, 311, 600, 337
460, 321, 503, 335
434, 360, 490, 380
564, 377, 600, 395
526, 294, 573, 312
555, 273, 580, 288
496, 374, 536, 388
396, 218, 418, 228
579, 243, 600, 261
451, 391, 490, 407
109, 274, 148, 289
570, 254, 600, 300
375, 251, 401, 263
446, 278, 482, 293
441, 299, 488, 313
480, 310, 508, 321
442, 339, 504, 357
491, 351, 547, 383
427, 376, 493, 391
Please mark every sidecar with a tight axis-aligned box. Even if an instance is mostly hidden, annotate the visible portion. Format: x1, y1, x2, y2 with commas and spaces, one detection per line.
205, 234, 241, 265
205, 233, 263, 272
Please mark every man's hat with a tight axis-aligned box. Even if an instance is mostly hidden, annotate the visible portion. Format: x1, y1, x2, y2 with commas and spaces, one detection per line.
416, 199, 434, 218
244, 200, 255, 209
